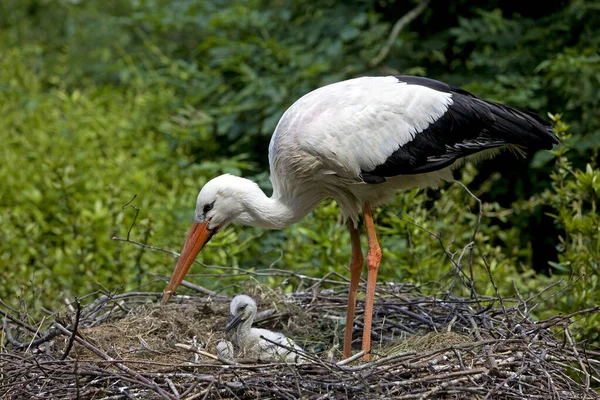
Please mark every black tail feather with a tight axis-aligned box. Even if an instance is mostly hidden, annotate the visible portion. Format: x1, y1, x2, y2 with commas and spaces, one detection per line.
482, 99, 559, 150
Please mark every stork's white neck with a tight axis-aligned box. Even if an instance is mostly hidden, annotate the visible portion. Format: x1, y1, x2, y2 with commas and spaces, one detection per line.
233, 182, 324, 230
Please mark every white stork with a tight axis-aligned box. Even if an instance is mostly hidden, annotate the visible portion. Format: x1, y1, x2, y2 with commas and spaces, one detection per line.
161, 76, 559, 360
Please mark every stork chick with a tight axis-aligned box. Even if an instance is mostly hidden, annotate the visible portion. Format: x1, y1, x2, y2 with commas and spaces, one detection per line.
225, 294, 304, 363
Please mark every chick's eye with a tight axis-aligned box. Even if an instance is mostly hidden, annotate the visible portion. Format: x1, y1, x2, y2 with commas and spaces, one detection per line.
203, 202, 214, 214
238, 304, 247, 312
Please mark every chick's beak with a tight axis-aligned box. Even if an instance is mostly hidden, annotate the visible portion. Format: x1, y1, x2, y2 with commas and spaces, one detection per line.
225, 314, 243, 333
161, 221, 217, 304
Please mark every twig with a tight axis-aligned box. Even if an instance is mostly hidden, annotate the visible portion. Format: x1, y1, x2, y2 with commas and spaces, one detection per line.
259, 335, 320, 365
2, 318, 23, 347
482, 255, 507, 316
174, 343, 219, 361
64, 298, 76, 313
565, 328, 590, 392
61, 298, 81, 360
178, 280, 219, 297
370, 0, 430, 66
165, 378, 180, 398
467, 315, 497, 370
455, 180, 483, 299
122, 194, 140, 241
112, 236, 181, 258
336, 350, 366, 366
484, 364, 529, 399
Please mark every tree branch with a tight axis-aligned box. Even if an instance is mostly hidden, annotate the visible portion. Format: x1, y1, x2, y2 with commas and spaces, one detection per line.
370, 0, 430, 67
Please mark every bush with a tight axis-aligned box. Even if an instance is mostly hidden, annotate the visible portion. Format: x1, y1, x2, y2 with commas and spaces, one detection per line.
1, 0, 599, 345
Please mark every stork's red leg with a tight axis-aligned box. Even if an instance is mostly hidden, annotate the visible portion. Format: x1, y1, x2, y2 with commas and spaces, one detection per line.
343, 223, 364, 358
362, 202, 382, 360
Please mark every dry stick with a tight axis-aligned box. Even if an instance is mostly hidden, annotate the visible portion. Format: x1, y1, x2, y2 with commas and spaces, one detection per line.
258, 335, 322, 365
550, 361, 600, 386
199, 264, 348, 286
73, 357, 80, 399
180, 381, 200, 399
454, 349, 466, 370
122, 194, 140, 242
397, 374, 487, 399
533, 283, 584, 321
522, 278, 564, 305
2, 318, 23, 347
336, 350, 366, 366
455, 180, 483, 299
483, 363, 529, 400
0, 298, 20, 316
511, 280, 529, 321
482, 255, 507, 316
112, 236, 182, 258
114, 234, 348, 290
53, 322, 177, 400
64, 298, 76, 313
385, 304, 438, 329
1, 309, 37, 335
370, 0, 430, 66
564, 327, 591, 393
467, 315, 498, 370
533, 306, 600, 331
369, 368, 488, 388
178, 280, 219, 297
184, 380, 212, 400
174, 343, 219, 361
397, 212, 473, 296
340, 350, 417, 372
307, 271, 353, 292
541, 360, 562, 400
523, 275, 585, 323
61, 298, 81, 360
165, 378, 180, 398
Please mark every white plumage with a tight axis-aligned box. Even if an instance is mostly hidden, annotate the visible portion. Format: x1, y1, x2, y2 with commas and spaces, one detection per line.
268, 77, 457, 225
162, 75, 559, 360
272, 77, 452, 175
223, 295, 304, 363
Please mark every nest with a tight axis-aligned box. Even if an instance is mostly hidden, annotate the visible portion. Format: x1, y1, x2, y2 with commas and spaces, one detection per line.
1, 277, 599, 399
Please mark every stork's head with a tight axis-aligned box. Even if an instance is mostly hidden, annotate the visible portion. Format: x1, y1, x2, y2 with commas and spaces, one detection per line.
225, 294, 257, 332
194, 174, 260, 229
161, 174, 261, 305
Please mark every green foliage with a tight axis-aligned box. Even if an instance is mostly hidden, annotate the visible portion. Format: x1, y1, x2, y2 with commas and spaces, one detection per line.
0, 0, 599, 344
0, 47, 225, 301
0, 0, 392, 308
538, 115, 600, 341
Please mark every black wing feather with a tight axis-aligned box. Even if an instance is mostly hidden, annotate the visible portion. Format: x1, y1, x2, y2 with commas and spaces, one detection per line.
361, 76, 559, 183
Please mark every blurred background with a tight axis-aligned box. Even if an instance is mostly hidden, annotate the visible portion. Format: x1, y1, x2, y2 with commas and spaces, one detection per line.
0, 0, 598, 340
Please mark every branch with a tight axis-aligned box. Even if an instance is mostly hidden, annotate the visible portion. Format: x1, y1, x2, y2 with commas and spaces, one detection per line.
122, 194, 139, 241
112, 236, 180, 257
455, 180, 483, 298
61, 298, 81, 360
174, 343, 219, 361
370, 0, 430, 67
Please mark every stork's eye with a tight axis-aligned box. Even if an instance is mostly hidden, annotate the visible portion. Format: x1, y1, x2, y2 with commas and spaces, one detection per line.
238, 304, 248, 312
203, 202, 214, 214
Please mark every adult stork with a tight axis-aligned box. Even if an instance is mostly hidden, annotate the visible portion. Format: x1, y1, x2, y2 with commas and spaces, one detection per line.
161, 76, 559, 360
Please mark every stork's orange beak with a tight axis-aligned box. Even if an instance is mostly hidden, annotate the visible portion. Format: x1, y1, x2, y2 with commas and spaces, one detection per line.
161, 221, 217, 304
